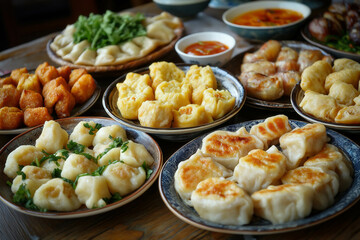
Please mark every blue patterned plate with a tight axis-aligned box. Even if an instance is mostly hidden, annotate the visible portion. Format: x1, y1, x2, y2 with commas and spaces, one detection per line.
159, 119, 360, 234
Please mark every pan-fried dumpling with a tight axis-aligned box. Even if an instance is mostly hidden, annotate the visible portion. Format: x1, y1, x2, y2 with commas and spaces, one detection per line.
274, 71, 301, 96
174, 150, 232, 205
102, 162, 146, 196
297, 49, 325, 73
335, 105, 360, 124
4, 145, 45, 179
200, 127, 264, 170
35, 120, 69, 154
299, 90, 342, 122
249, 114, 292, 149
172, 104, 213, 128
333, 58, 360, 72
191, 177, 253, 225
33, 178, 81, 211
324, 68, 360, 91
184, 65, 217, 104
61, 154, 98, 181
201, 88, 235, 120
155, 80, 191, 110
245, 73, 284, 101
251, 184, 314, 224
75, 176, 111, 209
233, 146, 287, 194
92, 125, 127, 146
256, 40, 282, 61
276, 47, 299, 72
300, 60, 332, 94
279, 123, 328, 170
304, 144, 353, 192
328, 81, 359, 105
121, 140, 154, 168
11, 166, 51, 196
97, 148, 121, 166
354, 95, 360, 105
149, 61, 185, 90
241, 61, 276, 76
69, 121, 100, 147
281, 166, 339, 210
138, 100, 173, 128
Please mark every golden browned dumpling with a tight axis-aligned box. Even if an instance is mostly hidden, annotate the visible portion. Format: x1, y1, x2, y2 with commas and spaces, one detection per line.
241, 61, 276, 76
24, 107, 53, 127
297, 49, 325, 73
0, 107, 23, 129
324, 68, 360, 91
335, 105, 360, 124
19, 89, 43, 110
35, 62, 59, 86
71, 73, 96, 104
256, 40, 282, 61
246, 73, 284, 101
184, 65, 217, 104
10, 67, 28, 85
138, 100, 173, 128
274, 71, 301, 96
333, 58, 360, 72
300, 60, 332, 94
149, 61, 185, 90
201, 88, 235, 119
328, 81, 359, 106
16, 73, 42, 93
172, 104, 213, 128
275, 46, 299, 72
155, 80, 191, 110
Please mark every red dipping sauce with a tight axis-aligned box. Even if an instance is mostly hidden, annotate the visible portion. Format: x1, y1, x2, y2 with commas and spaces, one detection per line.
184, 41, 229, 56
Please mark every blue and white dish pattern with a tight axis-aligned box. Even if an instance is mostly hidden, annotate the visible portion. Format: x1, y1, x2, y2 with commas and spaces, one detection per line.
159, 119, 360, 234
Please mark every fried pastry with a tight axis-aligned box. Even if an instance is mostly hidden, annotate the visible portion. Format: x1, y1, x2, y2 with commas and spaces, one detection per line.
19, 89, 43, 109
172, 104, 213, 128
0, 107, 23, 130
241, 61, 276, 76
328, 81, 359, 105
10, 67, 28, 85
138, 100, 173, 128
0, 86, 21, 108
155, 80, 191, 110
201, 88, 235, 119
300, 60, 332, 94
335, 105, 360, 124
71, 73, 96, 104
23, 107, 53, 127
35, 62, 59, 86
324, 68, 360, 91
16, 73, 42, 93
149, 61, 185, 90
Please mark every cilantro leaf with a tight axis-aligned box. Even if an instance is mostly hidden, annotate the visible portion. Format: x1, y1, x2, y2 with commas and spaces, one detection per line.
83, 123, 102, 135
67, 140, 85, 153
103, 192, 122, 204
141, 162, 153, 180
52, 168, 62, 178
13, 184, 47, 212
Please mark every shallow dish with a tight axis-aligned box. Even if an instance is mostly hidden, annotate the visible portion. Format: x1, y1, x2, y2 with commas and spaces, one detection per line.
0, 78, 101, 135
159, 119, 360, 234
209, 0, 250, 9
153, 0, 210, 18
175, 31, 236, 66
291, 83, 360, 132
222, 1, 311, 41
0, 117, 163, 219
102, 64, 246, 141
223, 40, 331, 110
301, 25, 360, 62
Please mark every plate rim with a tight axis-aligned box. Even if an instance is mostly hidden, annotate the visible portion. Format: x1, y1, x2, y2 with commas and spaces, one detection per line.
158, 118, 360, 234
0, 116, 163, 219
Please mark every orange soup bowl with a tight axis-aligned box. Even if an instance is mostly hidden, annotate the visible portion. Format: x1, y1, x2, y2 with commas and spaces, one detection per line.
175, 31, 236, 66
222, 1, 311, 41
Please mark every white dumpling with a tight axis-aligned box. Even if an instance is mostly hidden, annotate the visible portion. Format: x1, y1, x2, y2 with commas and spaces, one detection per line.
97, 148, 121, 166
304, 144, 353, 192
279, 123, 328, 170
93, 143, 110, 158
33, 178, 81, 211
92, 125, 127, 146
41, 150, 67, 173
4, 145, 45, 179
62, 40, 90, 63
103, 162, 146, 196
251, 184, 314, 224
35, 120, 68, 154
121, 140, 154, 168
75, 175, 111, 209
200, 127, 264, 170
61, 154, 98, 181
191, 177, 253, 225
68, 121, 100, 147
174, 150, 233, 205
282, 166, 339, 210
11, 166, 51, 196
233, 146, 287, 194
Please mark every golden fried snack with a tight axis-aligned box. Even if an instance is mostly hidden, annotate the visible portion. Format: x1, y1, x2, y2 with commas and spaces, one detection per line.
172, 104, 213, 128
10, 67, 28, 85
138, 100, 173, 128
24, 107, 53, 127
54, 84, 76, 118
35, 62, 59, 86
0, 86, 21, 108
70, 74, 96, 104
42, 77, 70, 111
0, 77, 15, 87
17, 73, 42, 93
68, 68, 87, 88
19, 90, 43, 110
57, 66, 72, 82
0, 107, 23, 129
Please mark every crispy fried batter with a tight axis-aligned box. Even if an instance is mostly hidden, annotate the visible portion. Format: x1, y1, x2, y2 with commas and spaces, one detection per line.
10, 68, 28, 85
0, 86, 21, 108
57, 66, 72, 82
0, 107, 23, 129
17, 73, 42, 93
24, 107, 53, 127
35, 62, 59, 86
71, 74, 96, 104
19, 90, 43, 110
68, 68, 87, 88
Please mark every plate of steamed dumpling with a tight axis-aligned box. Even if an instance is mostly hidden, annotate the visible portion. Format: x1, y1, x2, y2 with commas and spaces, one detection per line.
159, 115, 360, 234
0, 117, 162, 218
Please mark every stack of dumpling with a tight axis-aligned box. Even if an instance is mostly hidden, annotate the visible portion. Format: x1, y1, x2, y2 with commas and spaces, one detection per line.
116, 61, 235, 128
174, 114, 353, 225
300, 58, 360, 124
4, 120, 154, 211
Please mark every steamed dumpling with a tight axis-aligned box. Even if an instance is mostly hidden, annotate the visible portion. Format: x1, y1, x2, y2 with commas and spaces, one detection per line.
35, 120, 68, 154
121, 140, 154, 168
61, 154, 98, 181
97, 148, 121, 166
92, 125, 127, 146
68, 121, 100, 147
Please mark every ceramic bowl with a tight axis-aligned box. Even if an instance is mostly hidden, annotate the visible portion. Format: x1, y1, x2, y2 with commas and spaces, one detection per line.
175, 32, 236, 66
222, 1, 311, 41
153, 0, 210, 18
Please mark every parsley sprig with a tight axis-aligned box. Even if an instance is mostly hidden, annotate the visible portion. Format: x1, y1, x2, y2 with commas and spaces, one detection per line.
83, 123, 102, 135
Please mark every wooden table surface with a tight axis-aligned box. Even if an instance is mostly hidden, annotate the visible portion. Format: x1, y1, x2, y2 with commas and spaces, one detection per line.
1, 2, 360, 240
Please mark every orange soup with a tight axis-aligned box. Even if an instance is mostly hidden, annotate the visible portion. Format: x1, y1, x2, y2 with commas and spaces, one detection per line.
232, 8, 303, 27
184, 41, 229, 56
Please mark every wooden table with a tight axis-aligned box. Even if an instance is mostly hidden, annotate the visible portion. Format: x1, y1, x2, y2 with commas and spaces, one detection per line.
1, 2, 360, 240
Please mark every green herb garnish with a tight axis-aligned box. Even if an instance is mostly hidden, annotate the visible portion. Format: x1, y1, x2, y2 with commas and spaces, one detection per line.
13, 184, 47, 212
103, 192, 122, 204
141, 161, 153, 180
83, 123, 102, 135
52, 168, 62, 178
67, 140, 85, 153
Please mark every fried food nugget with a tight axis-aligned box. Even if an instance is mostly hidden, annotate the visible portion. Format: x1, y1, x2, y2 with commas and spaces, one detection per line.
19, 90, 43, 110
0, 77, 15, 87
24, 107, 53, 127
35, 62, 59, 86
0, 107, 23, 129
68, 68, 87, 88
17, 73, 42, 93
10, 67, 28, 85
71, 74, 96, 104
0, 86, 21, 108
57, 66, 72, 82
42, 77, 70, 111
54, 85, 75, 118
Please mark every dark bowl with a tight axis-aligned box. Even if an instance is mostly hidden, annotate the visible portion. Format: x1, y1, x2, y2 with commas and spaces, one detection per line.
153, 0, 210, 18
